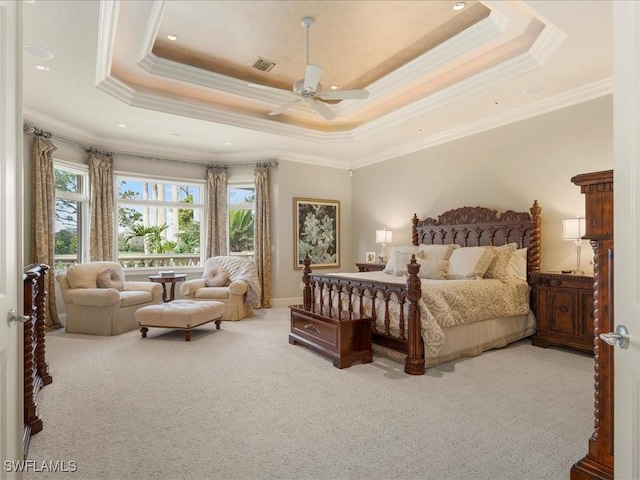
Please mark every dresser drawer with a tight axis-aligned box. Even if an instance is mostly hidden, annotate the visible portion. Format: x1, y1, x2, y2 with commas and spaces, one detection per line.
291, 313, 337, 350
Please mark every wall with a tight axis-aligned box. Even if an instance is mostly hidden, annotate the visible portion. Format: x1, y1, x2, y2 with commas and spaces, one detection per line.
273, 160, 352, 304
352, 96, 613, 274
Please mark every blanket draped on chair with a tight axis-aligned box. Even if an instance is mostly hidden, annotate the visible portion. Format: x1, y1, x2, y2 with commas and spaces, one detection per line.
204, 256, 262, 308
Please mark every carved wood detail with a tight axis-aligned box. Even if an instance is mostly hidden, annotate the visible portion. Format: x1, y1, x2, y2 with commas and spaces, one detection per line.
570, 170, 614, 480
23, 264, 52, 456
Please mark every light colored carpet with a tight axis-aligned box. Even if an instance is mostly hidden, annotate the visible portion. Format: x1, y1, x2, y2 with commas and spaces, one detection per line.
27, 307, 594, 480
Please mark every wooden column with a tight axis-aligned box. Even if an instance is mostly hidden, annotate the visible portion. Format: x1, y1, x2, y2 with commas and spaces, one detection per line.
570, 170, 614, 480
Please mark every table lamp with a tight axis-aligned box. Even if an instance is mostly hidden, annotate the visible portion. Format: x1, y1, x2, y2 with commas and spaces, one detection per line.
375, 228, 392, 263
562, 217, 586, 274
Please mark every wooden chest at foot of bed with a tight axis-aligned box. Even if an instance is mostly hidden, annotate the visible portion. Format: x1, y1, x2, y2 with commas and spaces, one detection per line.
289, 304, 373, 369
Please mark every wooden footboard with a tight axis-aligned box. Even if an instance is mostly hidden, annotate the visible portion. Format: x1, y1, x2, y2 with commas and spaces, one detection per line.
302, 255, 425, 375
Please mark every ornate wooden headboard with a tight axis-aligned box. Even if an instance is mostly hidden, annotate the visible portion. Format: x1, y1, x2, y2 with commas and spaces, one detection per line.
411, 200, 542, 274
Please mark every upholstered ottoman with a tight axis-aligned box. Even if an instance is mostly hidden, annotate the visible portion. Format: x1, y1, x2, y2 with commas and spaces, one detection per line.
135, 300, 225, 341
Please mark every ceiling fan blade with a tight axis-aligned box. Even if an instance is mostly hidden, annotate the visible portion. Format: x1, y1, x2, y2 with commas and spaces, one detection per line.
247, 83, 281, 92
310, 99, 337, 121
317, 89, 369, 100
304, 64, 322, 92
268, 98, 301, 116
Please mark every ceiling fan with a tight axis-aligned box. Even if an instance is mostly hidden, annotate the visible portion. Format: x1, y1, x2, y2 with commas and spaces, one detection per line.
255, 16, 369, 121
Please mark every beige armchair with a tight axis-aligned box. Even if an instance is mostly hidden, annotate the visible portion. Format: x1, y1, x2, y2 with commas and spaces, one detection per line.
179, 256, 260, 321
56, 261, 163, 336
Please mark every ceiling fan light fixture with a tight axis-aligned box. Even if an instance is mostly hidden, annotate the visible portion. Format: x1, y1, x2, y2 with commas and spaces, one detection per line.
267, 16, 369, 121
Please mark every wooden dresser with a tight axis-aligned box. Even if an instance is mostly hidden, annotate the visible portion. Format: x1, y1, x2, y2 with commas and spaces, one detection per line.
355, 263, 385, 272
570, 170, 614, 480
530, 271, 594, 354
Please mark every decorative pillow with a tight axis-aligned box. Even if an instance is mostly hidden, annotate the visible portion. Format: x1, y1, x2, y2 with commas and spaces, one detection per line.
96, 268, 124, 291
387, 250, 417, 276
417, 244, 459, 261
506, 248, 528, 281
418, 259, 449, 280
203, 265, 229, 287
445, 246, 496, 280
484, 243, 518, 281
383, 245, 418, 274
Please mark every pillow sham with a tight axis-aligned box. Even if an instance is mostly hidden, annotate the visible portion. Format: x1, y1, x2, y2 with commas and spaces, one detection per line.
484, 243, 518, 281
203, 265, 230, 287
96, 268, 124, 291
445, 246, 496, 280
506, 247, 527, 281
383, 245, 418, 274
417, 243, 459, 261
418, 259, 449, 280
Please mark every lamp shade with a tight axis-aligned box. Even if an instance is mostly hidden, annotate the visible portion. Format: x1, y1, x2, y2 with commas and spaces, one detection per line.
375, 229, 392, 244
562, 218, 585, 240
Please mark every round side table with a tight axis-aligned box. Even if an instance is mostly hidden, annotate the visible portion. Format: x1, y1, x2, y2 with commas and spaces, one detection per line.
148, 274, 187, 302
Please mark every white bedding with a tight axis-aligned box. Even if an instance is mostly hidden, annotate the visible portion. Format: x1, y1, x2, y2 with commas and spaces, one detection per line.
324, 271, 531, 357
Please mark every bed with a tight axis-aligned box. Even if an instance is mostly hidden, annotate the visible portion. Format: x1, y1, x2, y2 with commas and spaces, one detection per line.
301, 201, 542, 375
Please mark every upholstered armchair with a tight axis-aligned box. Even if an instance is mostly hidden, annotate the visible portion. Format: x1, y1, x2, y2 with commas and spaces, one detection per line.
179, 256, 261, 321
55, 261, 163, 336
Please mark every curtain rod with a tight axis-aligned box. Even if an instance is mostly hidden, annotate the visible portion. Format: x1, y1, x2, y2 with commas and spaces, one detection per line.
23, 123, 279, 169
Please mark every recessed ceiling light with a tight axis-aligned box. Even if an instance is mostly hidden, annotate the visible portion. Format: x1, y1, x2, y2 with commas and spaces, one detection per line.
167, 33, 178, 41
330, 85, 338, 90
35, 65, 49, 71
493, 100, 501, 106
524, 86, 546, 95
118, 124, 127, 128
453, 2, 466, 11
23, 45, 54, 60
224, 142, 232, 146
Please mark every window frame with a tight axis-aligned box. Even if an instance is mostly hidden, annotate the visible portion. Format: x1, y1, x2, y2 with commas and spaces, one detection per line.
53, 159, 90, 269
227, 183, 256, 257
114, 172, 206, 272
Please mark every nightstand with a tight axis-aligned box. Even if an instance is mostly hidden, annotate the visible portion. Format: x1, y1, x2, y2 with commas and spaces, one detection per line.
530, 271, 594, 354
355, 263, 385, 272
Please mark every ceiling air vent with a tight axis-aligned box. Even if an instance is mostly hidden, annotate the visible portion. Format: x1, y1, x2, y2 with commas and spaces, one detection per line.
252, 57, 277, 72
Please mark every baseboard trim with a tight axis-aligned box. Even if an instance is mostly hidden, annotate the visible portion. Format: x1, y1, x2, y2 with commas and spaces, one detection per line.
270, 297, 303, 308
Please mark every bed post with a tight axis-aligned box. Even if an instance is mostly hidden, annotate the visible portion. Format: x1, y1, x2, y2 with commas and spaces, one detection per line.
302, 254, 312, 306
411, 214, 419, 246
529, 200, 542, 273
404, 254, 425, 375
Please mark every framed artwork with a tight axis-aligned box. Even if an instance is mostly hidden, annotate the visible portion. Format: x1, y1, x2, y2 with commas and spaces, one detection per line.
294, 197, 340, 269
365, 251, 376, 263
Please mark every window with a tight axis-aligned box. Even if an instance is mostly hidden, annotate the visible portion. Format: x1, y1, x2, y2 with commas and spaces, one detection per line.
116, 176, 204, 268
54, 162, 89, 270
228, 185, 255, 256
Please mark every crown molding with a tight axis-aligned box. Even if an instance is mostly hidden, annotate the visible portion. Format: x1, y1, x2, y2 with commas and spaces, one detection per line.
94, 0, 119, 85
22, 109, 349, 168
24, 78, 612, 171
96, 0, 566, 144
351, 22, 566, 140
351, 78, 613, 169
